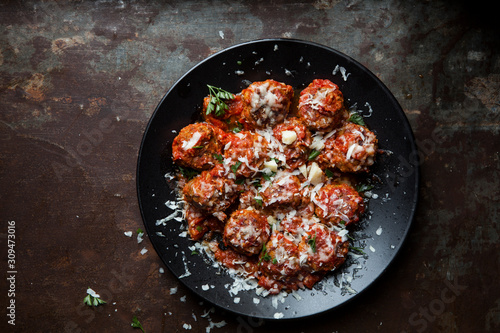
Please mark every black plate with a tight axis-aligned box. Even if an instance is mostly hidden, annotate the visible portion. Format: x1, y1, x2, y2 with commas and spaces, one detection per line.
137, 39, 419, 320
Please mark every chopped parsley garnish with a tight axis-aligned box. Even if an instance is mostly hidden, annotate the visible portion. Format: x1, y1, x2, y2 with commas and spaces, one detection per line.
252, 179, 262, 188
262, 171, 276, 181
230, 161, 242, 173
213, 153, 223, 163
137, 228, 143, 234
325, 169, 334, 178
258, 243, 271, 264
83, 289, 106, 307
348, 113, 366, 126
349, 246, 366, 255
307, 232, 317, 253
232, 121, 243, 133
308, 149, 321, 160
131, 316, 146, 332
235, 178, 246, 185
206, 85, 235, 116
356, 183, 374, 192
192, 145, 204, 149
254, 197, 263, 207
178, 166, 199, 180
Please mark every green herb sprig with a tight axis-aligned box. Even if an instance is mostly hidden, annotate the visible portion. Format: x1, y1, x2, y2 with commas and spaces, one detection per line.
206, 85, 235, 116
348, 113, 366, 126
83, 289, 106, 307
258, 243, 271, 264
307, 232, 317, 253
178, 166, 200, 180
131, 316, 145, 332
356, 183, 374, 193
349, 246, 366, 255
230, 161, 242, 173
308, 149, 321, 161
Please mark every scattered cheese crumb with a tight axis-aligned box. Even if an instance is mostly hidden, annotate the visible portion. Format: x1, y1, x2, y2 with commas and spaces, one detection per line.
124, 231, 132, 237
274, 312, 284, 319
369, 245, 376, 253
376, 226, 383, 235
281, 130, 297, 144
86, 288, 100, 298
140, 247, 148, 255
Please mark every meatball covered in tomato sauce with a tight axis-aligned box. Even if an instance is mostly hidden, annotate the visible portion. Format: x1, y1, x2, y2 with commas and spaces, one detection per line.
298, 79, 348, 132
260, 172, 302, 208
298, 222, 349, 272
223, 208, 271, 256
223, 131, 269, 177
319, 122, 378, 173
259, 232, 301, 286
184, 203, 224, 241
182, 164, 242, 217
172, 122, 226, 170
241, 79, 294, 129
272, 117, 312, 169
313, 183, 364, 227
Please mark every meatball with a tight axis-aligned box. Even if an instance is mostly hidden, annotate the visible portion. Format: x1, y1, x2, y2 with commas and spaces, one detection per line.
272, 117, 312, 169
184, 203, 224, 241
172, 122, 226, 170
319, 122, 378, 173
241, 79, 294, 129
182, 164, 241, 217
298, 79, 348, 132
259, 232, 301, 279
312, 183, 364, 227
260, 172, 302, 208
223, 209, 271, 256
223, 131, 269, 177
210, 239, 259, 275
298, 222, 349, 272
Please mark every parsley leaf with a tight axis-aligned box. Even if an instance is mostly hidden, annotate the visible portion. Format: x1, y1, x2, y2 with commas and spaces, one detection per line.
308, 149, 321, 160
206, 85, 235, 116
356, 183, 374, 192
258, 243, 271, 264
307, 232, 317, 253
83, 290, 106, 307
213, 153, 223, 163
348, 113, 366, 126
349, 246, 366, 255
325, 169, 334, 178
230, 161, 242, 173
178, 166, 200, 180
131, 316, 146, 332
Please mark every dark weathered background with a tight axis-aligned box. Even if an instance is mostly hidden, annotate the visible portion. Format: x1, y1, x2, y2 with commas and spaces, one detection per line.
1, 0, 499, 332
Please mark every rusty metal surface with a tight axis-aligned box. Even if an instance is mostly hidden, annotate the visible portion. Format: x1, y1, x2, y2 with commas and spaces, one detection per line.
0, 0, 499, 332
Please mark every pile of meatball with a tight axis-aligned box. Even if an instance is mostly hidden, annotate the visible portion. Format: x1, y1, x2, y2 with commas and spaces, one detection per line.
171, 79, 378, 294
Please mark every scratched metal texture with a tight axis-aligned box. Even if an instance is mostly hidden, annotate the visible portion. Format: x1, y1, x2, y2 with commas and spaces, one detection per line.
0, 0, 498, 332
